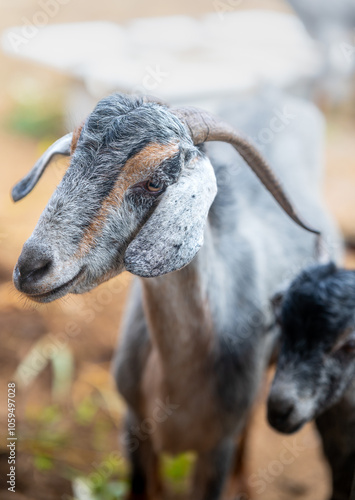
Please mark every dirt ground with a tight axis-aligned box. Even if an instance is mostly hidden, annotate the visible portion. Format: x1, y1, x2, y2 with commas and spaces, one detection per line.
1, 2, 355, 500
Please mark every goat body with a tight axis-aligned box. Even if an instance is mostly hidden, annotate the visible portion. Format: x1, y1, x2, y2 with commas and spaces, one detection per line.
113, 93, 340, 498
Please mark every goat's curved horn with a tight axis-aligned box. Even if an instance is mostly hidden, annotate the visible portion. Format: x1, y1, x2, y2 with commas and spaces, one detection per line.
12, 132, 73, 202
172, 106, 320, 236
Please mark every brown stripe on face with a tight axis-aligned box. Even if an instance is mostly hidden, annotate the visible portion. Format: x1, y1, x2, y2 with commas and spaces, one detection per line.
71, 122, 85, 155
76, 141, 179, 256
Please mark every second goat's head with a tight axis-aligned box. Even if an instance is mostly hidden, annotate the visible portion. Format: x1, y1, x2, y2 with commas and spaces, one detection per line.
12, 93, 318, 303
268, 262, 355, 434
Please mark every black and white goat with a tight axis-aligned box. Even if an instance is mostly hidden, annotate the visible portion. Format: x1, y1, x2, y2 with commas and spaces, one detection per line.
268, 256, 355, 500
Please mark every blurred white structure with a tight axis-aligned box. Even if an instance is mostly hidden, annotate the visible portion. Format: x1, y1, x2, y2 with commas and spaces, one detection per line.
287, 0, 355, 103
2, 11, 322, 121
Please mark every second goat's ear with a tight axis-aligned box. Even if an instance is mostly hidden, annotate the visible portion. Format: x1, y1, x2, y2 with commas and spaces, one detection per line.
124, 154, 217, 277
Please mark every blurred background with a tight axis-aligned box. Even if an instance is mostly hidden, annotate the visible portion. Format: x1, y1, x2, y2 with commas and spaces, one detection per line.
0, 1, 354, 499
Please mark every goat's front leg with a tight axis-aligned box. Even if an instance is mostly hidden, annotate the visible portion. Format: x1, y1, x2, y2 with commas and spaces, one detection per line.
189, 438, 235, 500
225, 427, 251, 500
123, 411, 163, 500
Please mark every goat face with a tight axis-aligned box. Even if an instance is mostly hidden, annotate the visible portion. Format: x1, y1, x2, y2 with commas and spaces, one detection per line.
268, 263, 355, 434
12, 94, 217, 302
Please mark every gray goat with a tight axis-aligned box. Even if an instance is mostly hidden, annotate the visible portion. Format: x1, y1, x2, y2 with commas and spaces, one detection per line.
268, 261, 355, 500
12, 91, 339, 500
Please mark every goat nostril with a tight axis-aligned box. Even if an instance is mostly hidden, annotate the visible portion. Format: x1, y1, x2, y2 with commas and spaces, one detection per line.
267, 397, 295, 423
17, 256, 53, 285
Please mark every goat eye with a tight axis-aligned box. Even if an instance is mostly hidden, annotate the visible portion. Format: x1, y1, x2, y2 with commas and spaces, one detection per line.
341, 340, 355, 354
145, 180, 164, 193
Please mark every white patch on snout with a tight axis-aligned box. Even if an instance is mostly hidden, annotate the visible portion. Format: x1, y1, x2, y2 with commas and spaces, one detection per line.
269, 376, 317, 431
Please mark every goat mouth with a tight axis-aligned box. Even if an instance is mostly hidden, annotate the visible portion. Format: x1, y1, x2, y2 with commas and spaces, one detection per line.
25, 267, 86, 303
281, 420, 306, 434
269, 417, 306, 435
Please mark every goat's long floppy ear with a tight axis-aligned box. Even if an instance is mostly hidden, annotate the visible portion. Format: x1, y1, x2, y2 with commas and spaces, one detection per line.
124, 155, 217, 278
171, 106, 320, 236
12, 133, 73, 202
